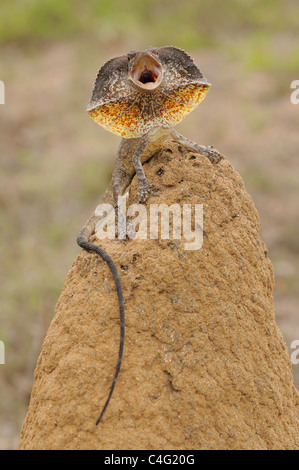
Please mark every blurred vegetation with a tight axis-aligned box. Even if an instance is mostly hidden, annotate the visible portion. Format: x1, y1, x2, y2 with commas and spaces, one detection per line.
0, 0, 299, 449
0, 0, 299, 73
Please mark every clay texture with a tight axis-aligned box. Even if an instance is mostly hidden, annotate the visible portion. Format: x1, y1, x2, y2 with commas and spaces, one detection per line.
19, 142, 299, 450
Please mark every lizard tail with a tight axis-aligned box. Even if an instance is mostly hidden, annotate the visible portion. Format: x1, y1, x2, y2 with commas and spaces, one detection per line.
77, 233, 125, 425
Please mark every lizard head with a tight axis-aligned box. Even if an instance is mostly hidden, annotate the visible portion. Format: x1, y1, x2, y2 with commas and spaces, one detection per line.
87, 47, 211, 138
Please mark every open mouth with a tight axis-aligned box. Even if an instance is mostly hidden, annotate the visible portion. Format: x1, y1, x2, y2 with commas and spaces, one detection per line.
130, 54, 163, 90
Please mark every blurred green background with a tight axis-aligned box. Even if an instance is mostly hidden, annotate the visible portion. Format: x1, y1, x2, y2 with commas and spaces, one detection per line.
0, 0, 298, 449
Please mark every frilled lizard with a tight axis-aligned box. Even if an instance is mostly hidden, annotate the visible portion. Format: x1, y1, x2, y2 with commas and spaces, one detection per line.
77, 46, 222, 424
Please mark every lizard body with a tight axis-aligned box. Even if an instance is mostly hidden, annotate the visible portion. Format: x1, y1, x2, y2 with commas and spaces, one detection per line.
77, 46, 222, 424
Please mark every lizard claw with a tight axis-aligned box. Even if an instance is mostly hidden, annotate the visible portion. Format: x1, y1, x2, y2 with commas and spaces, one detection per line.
136, 184, 159, 203
201, 146, 222, 164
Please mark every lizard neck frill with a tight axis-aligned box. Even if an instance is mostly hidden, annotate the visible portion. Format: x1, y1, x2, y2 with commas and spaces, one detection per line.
87, 47, 211, 139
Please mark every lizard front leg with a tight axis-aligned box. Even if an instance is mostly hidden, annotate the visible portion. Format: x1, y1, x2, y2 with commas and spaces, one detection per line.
133, 141, 157, 203
132, 129, 167, 203
171, 130, 223, 164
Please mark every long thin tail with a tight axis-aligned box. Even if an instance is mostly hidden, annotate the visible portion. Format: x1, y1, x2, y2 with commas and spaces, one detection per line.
77, 233, 125, 425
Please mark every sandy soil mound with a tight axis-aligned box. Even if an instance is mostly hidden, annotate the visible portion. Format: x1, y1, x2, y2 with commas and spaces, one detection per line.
19, 141, 299, 450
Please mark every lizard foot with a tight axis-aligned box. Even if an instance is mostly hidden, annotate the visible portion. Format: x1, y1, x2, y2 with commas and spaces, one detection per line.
136, 184, 159, 204
171, 132, 222, 165
200, 146, 222, 164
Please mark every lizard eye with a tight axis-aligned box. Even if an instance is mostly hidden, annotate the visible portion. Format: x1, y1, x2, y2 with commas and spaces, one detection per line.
127, 51, 137, 61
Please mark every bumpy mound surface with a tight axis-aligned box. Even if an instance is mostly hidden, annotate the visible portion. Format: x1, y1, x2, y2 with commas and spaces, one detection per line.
19, 141, 299, 450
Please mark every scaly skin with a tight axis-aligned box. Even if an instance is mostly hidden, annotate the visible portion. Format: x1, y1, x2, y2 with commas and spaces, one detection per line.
77, 46, 222, 425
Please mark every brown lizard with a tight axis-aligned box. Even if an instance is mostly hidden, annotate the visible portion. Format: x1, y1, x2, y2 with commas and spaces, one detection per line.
77, 46, 222, 425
